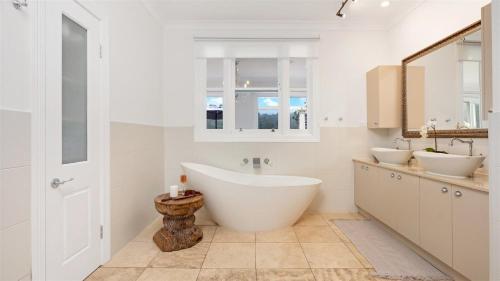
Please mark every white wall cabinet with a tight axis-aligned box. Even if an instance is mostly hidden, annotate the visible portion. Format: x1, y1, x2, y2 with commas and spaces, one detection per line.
354, 162, 489, 280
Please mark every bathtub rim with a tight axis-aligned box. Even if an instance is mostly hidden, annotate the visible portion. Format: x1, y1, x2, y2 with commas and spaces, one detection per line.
181, 162, 322, 188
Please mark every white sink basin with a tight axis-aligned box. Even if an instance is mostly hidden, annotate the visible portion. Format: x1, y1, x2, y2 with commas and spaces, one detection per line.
413, 151, 485, 178
371, 147, 413, 166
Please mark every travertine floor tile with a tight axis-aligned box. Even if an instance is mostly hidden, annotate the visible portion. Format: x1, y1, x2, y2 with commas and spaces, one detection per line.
322, 213, 367, 221
312, 269, 375, 281
150, 243, 210, 268
198, 269, 257, 281
203, 243, 255, 268
136, 268, 199, 281
256, 243, 309, 269
85, 267, 144, 281
199, 225, 217, 243
345, 243, 373, 268
295, 213, 328, 226
294, 226, 341, 243
212, 227, 255, 243
133, 217, 163, 242
104, 242, 159, 267
328, 223, 352, 243
257, 269, 315, 281
195, 208, 217, 226
256, 227, 298, 243
301, 243, 363, 269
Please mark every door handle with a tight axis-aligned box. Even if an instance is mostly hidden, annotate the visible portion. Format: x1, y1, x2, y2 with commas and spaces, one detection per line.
51, 178, 74, 189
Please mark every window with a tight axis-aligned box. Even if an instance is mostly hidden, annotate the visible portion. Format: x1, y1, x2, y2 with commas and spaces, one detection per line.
194, 39, 318, 142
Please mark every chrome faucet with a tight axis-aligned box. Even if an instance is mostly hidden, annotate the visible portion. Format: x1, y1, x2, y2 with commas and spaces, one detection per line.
449, 138, 474, 156
252, 157, 261, 169
393, 138, 412, 150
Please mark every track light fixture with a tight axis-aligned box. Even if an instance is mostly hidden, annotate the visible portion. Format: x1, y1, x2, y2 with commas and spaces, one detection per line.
336, 0, 356, 19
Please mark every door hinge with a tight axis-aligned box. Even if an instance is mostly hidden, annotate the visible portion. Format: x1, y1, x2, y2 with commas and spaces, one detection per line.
100, 225, 104, 239
99, 44, 103, 59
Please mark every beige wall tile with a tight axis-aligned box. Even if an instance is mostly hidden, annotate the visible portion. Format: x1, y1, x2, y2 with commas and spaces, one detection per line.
202, 243, 255, 269
1, 221, 31, 281
256, 243, 309, 269
0, 110, 30, 169
110, 122, 165, 254
1, 167, 30, 229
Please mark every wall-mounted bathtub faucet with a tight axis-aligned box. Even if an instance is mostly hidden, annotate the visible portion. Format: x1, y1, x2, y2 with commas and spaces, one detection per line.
241, 158, 249, 166
450, 138, 474, 156
253, 157, 261, 169
393, 138, 412, 150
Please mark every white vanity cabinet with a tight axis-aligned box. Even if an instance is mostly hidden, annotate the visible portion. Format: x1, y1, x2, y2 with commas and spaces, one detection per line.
374, 169, 419, 244
452, 186, 489, 281
354, 162, 378, 215
354, 161, 489, 281
420, 179, 453, 266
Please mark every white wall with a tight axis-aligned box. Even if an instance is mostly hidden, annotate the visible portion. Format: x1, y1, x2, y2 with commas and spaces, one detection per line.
489, 1, 499, 280
0, 2, 33, 280
387, 0, 490, 64
162, 26, 391, 212
96, 1, 164, 127
386, 0, 491, 170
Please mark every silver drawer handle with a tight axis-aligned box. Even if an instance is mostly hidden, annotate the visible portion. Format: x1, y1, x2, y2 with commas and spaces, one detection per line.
51, 177, 74, 189
454, 190, 463, 197
441, 187, 448, 193
397, 175, 402, 180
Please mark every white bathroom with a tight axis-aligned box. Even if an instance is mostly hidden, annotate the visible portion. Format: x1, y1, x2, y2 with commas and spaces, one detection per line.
1, 0, 500, 280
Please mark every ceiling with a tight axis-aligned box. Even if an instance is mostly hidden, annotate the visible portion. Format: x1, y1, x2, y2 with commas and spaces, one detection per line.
142, 0, 425, 29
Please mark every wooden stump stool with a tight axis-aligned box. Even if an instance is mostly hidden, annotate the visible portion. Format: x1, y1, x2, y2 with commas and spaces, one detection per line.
153, 192, 204, 252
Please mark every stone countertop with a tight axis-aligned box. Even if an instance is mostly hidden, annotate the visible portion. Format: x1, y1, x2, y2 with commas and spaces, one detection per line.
353, 158, 489, 193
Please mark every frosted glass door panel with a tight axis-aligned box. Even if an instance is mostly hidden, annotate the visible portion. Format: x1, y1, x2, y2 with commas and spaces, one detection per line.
62, 15, 88, 164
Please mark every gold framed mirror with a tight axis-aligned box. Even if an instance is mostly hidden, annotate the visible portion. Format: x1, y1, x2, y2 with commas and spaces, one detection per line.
402, 20, 489, 138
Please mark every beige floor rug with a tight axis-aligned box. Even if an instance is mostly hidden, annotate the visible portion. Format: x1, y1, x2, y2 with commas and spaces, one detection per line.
334, 220, 452, 281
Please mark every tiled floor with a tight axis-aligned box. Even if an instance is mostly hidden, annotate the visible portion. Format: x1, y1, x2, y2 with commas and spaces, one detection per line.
87, 212, 396, 281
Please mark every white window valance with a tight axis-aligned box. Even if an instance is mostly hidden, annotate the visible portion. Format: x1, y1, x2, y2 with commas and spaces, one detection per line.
193, 36, 320, 58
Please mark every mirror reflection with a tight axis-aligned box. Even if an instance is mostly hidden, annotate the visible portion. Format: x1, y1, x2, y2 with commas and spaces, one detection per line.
406, 28, 489, 131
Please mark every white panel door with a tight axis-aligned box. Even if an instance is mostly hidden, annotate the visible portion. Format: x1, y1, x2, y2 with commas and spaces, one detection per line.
45, 1, 102, 280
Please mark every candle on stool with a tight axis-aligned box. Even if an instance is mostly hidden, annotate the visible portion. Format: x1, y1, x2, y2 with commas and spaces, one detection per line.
170, 185, 179, 197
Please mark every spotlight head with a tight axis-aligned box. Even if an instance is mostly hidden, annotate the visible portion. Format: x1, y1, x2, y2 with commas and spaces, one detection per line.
337, 12, 346, 18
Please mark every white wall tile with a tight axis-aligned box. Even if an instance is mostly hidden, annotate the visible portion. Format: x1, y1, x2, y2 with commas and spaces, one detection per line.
0, 166, 30, 229
1, 221, 30, 281
0, 110, 30, 169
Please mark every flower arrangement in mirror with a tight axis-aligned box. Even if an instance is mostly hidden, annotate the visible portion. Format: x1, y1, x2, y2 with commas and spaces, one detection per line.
420, 119, 448, 154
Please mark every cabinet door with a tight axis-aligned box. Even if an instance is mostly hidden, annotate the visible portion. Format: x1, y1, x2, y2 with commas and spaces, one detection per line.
419, 179, 452, 266
376, 169, 398, 228
394, 173, 420, 244
354, 163, 368, 210
366, 69, 380, 128
452, 186, 489, 281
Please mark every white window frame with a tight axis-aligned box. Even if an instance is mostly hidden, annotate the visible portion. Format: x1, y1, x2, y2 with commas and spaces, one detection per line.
194, 57, 319, 142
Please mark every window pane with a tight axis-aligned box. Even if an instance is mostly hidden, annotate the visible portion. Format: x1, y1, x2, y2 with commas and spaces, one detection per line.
235, 92, 279, 130
290, 96, 308, 130
257, 97, 279, 129
62, 15, 87, 164
207, 59, 223, 88
206, 96, 223, 129
290, 58, 307, 89
235, 58, 277, 88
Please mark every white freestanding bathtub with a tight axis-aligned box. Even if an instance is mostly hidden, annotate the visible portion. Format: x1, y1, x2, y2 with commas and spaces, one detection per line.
181, 162, 321, 232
